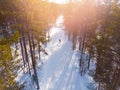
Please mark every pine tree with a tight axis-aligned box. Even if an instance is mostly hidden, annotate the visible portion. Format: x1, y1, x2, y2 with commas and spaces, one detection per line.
0, 32, 20, 89
64, 0, 120, 89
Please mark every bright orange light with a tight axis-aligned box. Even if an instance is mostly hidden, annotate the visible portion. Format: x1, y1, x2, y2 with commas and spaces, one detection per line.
49, 0, 67, 4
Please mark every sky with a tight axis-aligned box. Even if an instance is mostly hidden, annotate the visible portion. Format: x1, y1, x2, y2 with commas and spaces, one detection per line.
49, 0, 67, 4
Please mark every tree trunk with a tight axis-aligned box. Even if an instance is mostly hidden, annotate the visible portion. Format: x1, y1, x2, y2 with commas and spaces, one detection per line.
19, 35, 26, 68
38, 39, 41, 61
79, 37, 82, 51
22, 31, 31, 75
98, 82, 101, 90
87, 53, 91, 70
30, 33, 40, 89
79, 34, 86, 68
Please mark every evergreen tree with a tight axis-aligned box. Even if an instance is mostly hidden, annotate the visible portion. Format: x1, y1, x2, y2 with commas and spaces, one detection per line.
0, 32, 20, 89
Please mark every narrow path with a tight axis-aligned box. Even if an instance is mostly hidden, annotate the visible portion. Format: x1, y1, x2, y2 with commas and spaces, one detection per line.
38, 16, 82, 90
19, 16, 95, 90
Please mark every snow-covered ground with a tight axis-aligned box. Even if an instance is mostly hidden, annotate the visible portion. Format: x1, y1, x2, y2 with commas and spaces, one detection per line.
17, 16, 96, 90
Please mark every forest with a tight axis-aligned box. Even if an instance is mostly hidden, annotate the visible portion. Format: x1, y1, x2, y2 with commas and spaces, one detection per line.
0, 0, 120, 90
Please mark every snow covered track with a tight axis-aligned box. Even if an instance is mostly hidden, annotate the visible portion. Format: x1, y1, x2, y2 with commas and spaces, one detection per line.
18, 16, 95, 90
39, 16, 76, 90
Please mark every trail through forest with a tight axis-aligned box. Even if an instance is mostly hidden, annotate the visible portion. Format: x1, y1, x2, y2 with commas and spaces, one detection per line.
18, 16, 95, 90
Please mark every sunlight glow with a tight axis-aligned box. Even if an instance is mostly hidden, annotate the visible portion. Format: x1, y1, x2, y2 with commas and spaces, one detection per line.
49, 0, 67, 4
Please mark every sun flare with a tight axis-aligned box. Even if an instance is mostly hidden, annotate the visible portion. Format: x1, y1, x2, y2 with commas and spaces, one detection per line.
49, 0, 67, 4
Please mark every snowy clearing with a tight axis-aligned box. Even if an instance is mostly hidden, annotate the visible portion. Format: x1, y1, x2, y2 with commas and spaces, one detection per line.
17, 16, 95, 90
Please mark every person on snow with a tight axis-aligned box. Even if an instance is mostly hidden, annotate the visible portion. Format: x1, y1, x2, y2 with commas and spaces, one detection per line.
59, 39, 61, 42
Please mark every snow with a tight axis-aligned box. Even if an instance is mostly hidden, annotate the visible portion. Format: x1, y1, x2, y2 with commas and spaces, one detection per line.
17, 16, 96, 90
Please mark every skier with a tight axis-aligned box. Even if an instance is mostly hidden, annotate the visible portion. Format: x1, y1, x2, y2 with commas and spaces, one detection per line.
59, 39, 61, 42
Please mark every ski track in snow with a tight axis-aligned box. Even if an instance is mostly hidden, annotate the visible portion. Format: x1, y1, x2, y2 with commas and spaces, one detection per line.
18, 16, 95, 90
39, 16, 77, 90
